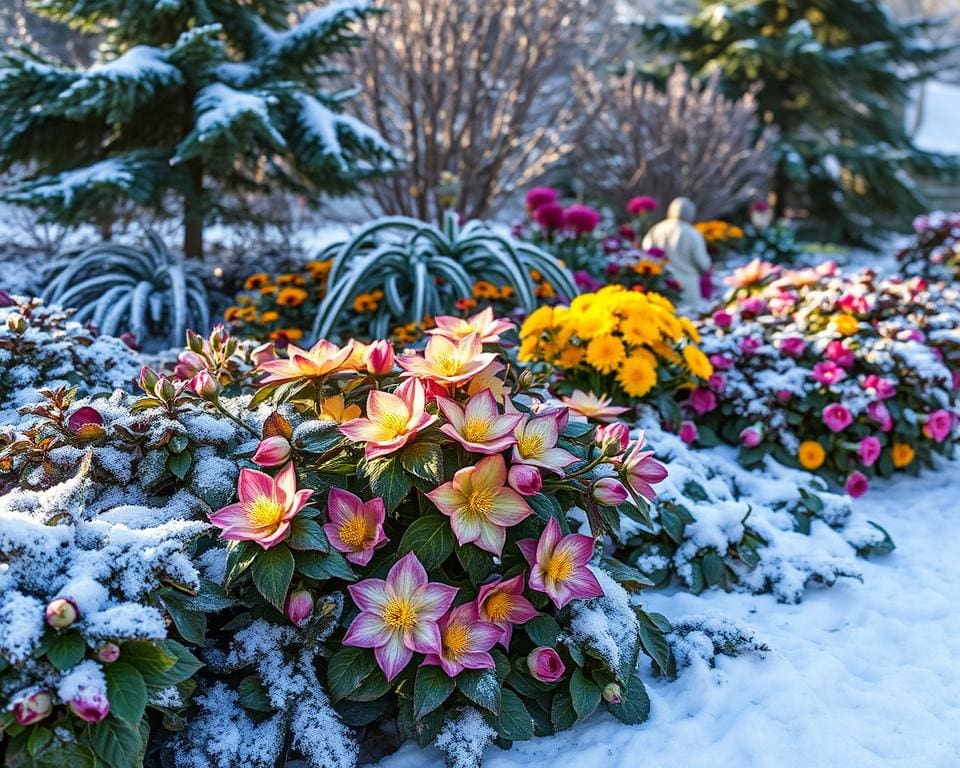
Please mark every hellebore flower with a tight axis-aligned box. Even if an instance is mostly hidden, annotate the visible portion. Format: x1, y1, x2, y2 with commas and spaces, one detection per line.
252, 436, 292, 467
286, 589, 314, 626
619, 433, 668, 501
476, 574, 538, 649
322, 488, 388, 566
593, 477, 629, 506
560, 390, 629, 422
397, 333, 497, 385
340, 378, 437, 460
437, 389, 522, 454
422, 602, 502, 677
256, 340, 354, 384
364, 340, 395, 376
512, 413, 577, 474
45, 597, 79, 629
507, 464, 542, 496
11, 690, 52, 726
527, 647, 566, 683
517, 517, 604, 609
429, 308, 515, 345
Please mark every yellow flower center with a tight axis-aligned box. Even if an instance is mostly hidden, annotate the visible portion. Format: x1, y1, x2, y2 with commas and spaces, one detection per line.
483, 591, 512, 623
383, 598, 417, 632
443, 623, 471, 658
380, 412, 409, 437
248, 496, 285, 529
466, 487, 498, 519
546, 550, 574, 583
462, 418, 491, 443
516, 432, 544, 458
338, 516, 370, 551
432, 352, 462, 377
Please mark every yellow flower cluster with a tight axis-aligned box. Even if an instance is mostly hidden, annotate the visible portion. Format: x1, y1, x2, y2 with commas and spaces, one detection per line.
391, 317, 434, 346
352, 289, 384, 314
518, 285, 712, 399
695, 220, 744, 244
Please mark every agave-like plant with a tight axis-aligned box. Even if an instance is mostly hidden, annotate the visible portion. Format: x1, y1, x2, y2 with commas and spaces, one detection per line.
311, 211, 578, 341
43, 232, 210, 348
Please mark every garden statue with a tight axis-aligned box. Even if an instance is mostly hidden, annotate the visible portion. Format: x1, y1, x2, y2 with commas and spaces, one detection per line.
642, 197, 712, 313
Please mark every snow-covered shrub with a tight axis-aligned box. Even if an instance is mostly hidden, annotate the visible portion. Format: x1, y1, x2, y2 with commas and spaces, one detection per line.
689, 261, 960, 495
43, 233, 210, 349
896, 210, 960, 281
311, 212, 578, 341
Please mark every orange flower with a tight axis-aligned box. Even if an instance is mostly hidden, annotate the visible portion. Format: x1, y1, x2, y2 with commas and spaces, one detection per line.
891, 442, 915, 468
244, 273, 270, 290
277, 273, 305, 286
277, 288, 308, 307
798, 441, 826, 470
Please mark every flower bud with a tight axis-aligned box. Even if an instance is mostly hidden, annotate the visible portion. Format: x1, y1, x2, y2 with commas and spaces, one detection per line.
526, 647, 565, 683
69, 691, 110, 723
508, 464, 542, 496
174, 350, 206, 380
119, 332, 140, 351
595, 422, 630, 454
0, 290, 14, 308
679, 421, 698, 445
96, 642, 121, 663
67, 406, 105, 441
592, 477, 629, 507
186, 329, 204, 354
190, 370, 220, 399
602, 682, 623, 704
364, 340, 395, 376
252, 436, 291, 467
45, 597, 79, 629
7, 313, 26, 333
739, 425, 763, 448
285, 589, 314, 626
12, 689, 52, 726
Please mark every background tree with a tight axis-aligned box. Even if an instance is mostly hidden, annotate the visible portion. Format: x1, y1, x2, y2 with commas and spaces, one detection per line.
644, 0, 958, 242
0, 0, 394, 258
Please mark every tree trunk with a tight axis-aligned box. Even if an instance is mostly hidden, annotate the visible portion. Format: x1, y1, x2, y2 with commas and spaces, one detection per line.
184, 157, 204, 259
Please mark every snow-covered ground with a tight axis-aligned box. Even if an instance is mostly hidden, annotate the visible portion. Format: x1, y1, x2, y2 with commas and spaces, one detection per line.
378, 462, 960, 768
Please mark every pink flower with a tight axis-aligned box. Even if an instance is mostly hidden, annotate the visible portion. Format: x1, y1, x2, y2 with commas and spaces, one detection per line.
427, 455, 532, 555
397, 333, 497, 385
724, 258, 778, 288
256, 340, 354, 384
437, 389, 521, 454
69, 691, 110, 723
740, 297, 767, 316
252, 342, 277, 366
812, 361, 847, 386
780, 336, 807, 358
173, 350, 206, 380
712, 310, 733, 328
627, 196, 658, 215
560, 390, 629, 422
563, 204, 601, 235
476, 574, 538, 649
535, 203, 565, 231
595, 422, 630, 453
518, 518, 603, 609
45, 597, 79, 629
620, 433, 668, 501
252, 436, 292, 467
825, 341, 855, 369
740, 336, 762, 355
710, 354, 734, 371
776, 389, 792, 401
507, 464, 542, 496
209, 463, 313, 549
861, 375, 895, 400
512, 413, 577, 474
707, 373, 726, 393
845, 471, 869, 499
618, 224, 636, 240
11, 689, 52, 726
364, 340, 395, 376
190, 370, 221, 399
527, 647, 566, 683
740, 425, 762, 448
322, 488, 388, 566
868, 401, 894, 432
822, 403, 853, 433
688, 387, 717, 415
429, 308, 515, 345
286, 589, 314, 626
593, 477, 628, 506
340, 378, 437, 460
526, 187, 558, 213
96, 642, 120, 663
858, 436, 882, 467
679, 421, 698, 445
344, 553, 458, 682
422, 602, 502, 677
923, 409, 953, 443
838, 293, 869, 314
67, 406, 104, 438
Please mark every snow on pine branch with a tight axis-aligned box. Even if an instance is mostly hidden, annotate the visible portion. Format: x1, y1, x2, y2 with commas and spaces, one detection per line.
295, 93, 393, 172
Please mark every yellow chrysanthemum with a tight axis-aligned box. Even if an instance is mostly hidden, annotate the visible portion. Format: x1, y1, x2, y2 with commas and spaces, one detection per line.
575, 307, 617, 340
558, 346, 586, 368
277, 287, 308, 308
833, 314, 859, 336
617, 355, 658, 398
520, 306, 554, 337
679, 316, 701, 343
586, 335, 626, 373
518, 336, 540, 362
682, 345, 714, 379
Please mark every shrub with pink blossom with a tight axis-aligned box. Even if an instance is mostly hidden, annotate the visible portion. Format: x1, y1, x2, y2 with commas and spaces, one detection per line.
896, 210, 960, 281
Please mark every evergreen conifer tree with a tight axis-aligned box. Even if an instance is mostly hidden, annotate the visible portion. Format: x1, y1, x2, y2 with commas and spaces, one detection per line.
644, 0, 957, 242
0, 0, 393, 257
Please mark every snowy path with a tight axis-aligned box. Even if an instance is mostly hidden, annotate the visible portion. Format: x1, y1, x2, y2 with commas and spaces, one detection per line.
378, 463, 960, 768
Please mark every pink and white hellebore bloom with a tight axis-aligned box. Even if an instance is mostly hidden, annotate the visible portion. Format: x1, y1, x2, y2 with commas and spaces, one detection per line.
251, 436, 292, 467
436, 389, 522, 454
476, 574, 539, 649
428, 308, 515, 344
512, 413, 577, 475
339, 377, 437, 460
619, 433, 668, 501
560, 390, 629, 422
517, 517, 604, 609
322, 487, 388, 566
397, 333, 497, 385
343, 553, 458, 682
422, 602, 502, 677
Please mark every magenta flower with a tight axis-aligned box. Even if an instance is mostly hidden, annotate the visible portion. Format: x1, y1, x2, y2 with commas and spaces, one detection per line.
679, 421, 698, 445
285, 589, 314, 626
517, 518, 603, 609
707, 373, 726, 393
512, 413, 577, 474
825, 341, 855, 369
858, 436, 882, 467
526, 186, 558, 213
563, 204, 601, 236
845, 471, 869, 499
712, 310, 733, 328
209, 463, 313, 549
740, 297, 767, 316
812, 361, 846, 386
69, 691, 110, 723
780, 336, 807, 358
527, 646, 566, 683
740, 425, 763, 448
687, 387, 717, 416
426, 455, 532, 555
422, 602, 502, 677
364, 340, 395, 376
595, 422, 630, 453
476, 574, 538, 648
344, 553, 458, 682
710, 354, 735, 371
740, 336, 762, 355
322, 488, 388, 566
593, 477, 628, 506
627, 195, 658, 215
252, 436, 292, 467
507, 464, 542, 496
620, 433, 668, 501
862, 375, 896, 400
923, 409, 954, 443
868, 401, 894, 432
67, 406, 104, 439
822, 403, 853, 433
534, 202, 565, 231
96, 642, 120, 663
838, 293, 870, 314
437, 389, 521, 454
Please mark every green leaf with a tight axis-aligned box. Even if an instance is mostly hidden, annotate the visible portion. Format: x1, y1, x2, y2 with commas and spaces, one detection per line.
327, 647, 378, 703
400, 442, 444, 484
238, 675, 273, 712
169, 434, 189, 454
606, 674, 650, 725
636, 609, 672, 676
568, 668, 600, 720
147, 640, 203, 687
456, 543, 493, 584
456, 668, 500, 713
286, 518, 330, 552
397, 515, 455, 571
84, 716, 145, 768
701, 552, 727, 588
158, 589, 207, 645
550, 689, 577, 732
251, 545, 295, 611
295, 548, 357, 582
27, 726, 52, 756
527, 493, 565, 525
601, 558, 655, 591
46, 631, 86, 671
524, 614, 559, 646
345, 668, 391, 702
103, 662, 147, 726
166, 450, 192, 480
414, 665, 455, 719
293, 421, 343, 453
489, 689, 534, 741
224, 540, 259, 586
364, 456, 413, 512
334, 697, 390, 727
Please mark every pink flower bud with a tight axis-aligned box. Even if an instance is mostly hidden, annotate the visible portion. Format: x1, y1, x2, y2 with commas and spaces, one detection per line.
365, 340, 395, 376
119, 332, 140, 351
739, 426, 762, 448
252, 342, 277, 366
527, 647, 566, 683
593, 477, 629, 506
712, 310, 733, 328
45, 597, 79, 629
190, 370, 221, 399
844, 471, 869, 499
252, 436, 292, 467
12, 689, 52, 726
595, 423, 630, 453
285, 589, 314, 626
96, 642, 121, 663
679, 421, 698, 445
0, 290, 13, 308
67, 406, 105, 440
508, 464, 542, 496
602, 682, 623, 704
69, 692, 110, 723
174, 350, 206, 380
